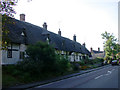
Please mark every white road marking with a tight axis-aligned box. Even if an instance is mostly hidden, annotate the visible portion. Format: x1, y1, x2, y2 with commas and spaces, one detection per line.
107, 70, 112, 74
105, 74, 110, 76
111, 69, 115, 72
95, 75, 103, 79
36, 66, 113, 88
95, 68, 115, 79
105, 69, 115, 76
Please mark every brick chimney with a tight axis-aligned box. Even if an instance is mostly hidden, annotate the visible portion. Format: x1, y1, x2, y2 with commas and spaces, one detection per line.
98, 47, 100, 51
90, 47, 93, 52
73, 34, 76, 42
20, 14, 25, 21
58, 28, 61, 36
83, 42, 86, 47
43, 22, 47, 30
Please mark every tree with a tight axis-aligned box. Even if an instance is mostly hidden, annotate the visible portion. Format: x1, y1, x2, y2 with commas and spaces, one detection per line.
0, 1, 17, 49
17, 41, 71, 76
0, 0, 31, 49
101, 31, 117, 60
0, 0, 32, 16
0, 1, 16, 17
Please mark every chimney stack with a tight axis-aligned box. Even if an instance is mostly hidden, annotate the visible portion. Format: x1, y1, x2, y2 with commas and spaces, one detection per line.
73, 34, 76, 42
43, 22, 47, 30
90, 47, 93, 52
83, 43, 86, 47
58, 28, 61, 36
20, 14, 25, 21
98, 47, 100, 51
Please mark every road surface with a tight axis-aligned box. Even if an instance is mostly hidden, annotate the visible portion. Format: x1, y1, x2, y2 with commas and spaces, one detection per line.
33, 65, 119, 88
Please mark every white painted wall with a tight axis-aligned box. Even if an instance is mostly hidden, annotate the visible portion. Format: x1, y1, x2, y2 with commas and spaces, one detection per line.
20, 44, 27, 52
2, 50, 19, 64
69, 52, 83, 62
2, 43, 88, 64
2, 44, 27, 65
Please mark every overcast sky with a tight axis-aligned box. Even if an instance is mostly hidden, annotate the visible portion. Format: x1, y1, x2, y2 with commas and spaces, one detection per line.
14, 0, 119, 51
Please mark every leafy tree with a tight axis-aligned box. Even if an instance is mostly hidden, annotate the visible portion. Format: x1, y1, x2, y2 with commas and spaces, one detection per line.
0, 1, 17, 49
0, 0, 32, 16
17, 41, 71, 76
0, 1, 16, 17
0, 0, 31, 49
101, 31, 117, 60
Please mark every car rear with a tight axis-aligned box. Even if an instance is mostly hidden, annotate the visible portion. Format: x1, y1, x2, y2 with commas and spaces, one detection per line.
111, 60, 118, 65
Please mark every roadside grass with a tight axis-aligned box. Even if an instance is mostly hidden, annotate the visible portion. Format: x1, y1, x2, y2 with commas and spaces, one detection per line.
2, 59, 104, 88
2, 74, 19, 87
2, 65, 79, 88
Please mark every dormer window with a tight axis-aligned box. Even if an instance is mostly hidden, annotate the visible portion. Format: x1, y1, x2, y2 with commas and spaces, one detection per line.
21, 31, 26, 37
46, 37, 50, 44
21, 27, 26, 36
21, 32, 25, 36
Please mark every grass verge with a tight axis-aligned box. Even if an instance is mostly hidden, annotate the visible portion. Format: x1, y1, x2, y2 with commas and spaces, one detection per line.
2, 62, 104, 88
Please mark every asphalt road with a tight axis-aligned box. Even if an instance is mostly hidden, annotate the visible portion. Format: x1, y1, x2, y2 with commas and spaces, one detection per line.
34, 65, 119, 88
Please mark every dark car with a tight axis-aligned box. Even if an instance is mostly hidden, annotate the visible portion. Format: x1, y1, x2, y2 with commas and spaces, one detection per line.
111, 60, 119, 65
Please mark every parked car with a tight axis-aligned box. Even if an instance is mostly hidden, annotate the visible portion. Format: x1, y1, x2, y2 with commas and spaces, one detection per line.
111, 60, 119, 65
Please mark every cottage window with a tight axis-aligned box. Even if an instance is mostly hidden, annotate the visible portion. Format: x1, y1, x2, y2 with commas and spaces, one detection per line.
20, 52, 25, 59
79, 56, 81, 60
7, 49, 12, 58
83, 56, 85, 59
61, 51, 64, 55
76, 55, 78, 60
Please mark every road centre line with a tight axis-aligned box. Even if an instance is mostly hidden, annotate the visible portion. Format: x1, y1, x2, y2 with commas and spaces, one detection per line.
95, 75, 103, 79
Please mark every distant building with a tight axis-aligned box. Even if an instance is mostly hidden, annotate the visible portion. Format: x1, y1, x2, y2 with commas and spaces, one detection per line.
90, 47, 105, 59
2, 14, 91, 64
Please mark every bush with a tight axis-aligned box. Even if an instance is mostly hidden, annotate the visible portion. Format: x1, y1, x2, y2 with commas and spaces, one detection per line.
78, 60, 85, 66
56, 55, 71, 73
17, 41, 71, 77
70, 62, 80, 71
2, 65, 16, 73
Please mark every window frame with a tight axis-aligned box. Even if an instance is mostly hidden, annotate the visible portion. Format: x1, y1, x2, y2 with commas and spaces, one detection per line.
7, 49, 12, 58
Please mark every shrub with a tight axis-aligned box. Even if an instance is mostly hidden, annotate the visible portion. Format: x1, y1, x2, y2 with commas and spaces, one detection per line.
2, 65, 16, 73
17, 41, 71, 77
78, 60, 85, 66
70, 62, 80, 71
55, 55, 71, 74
